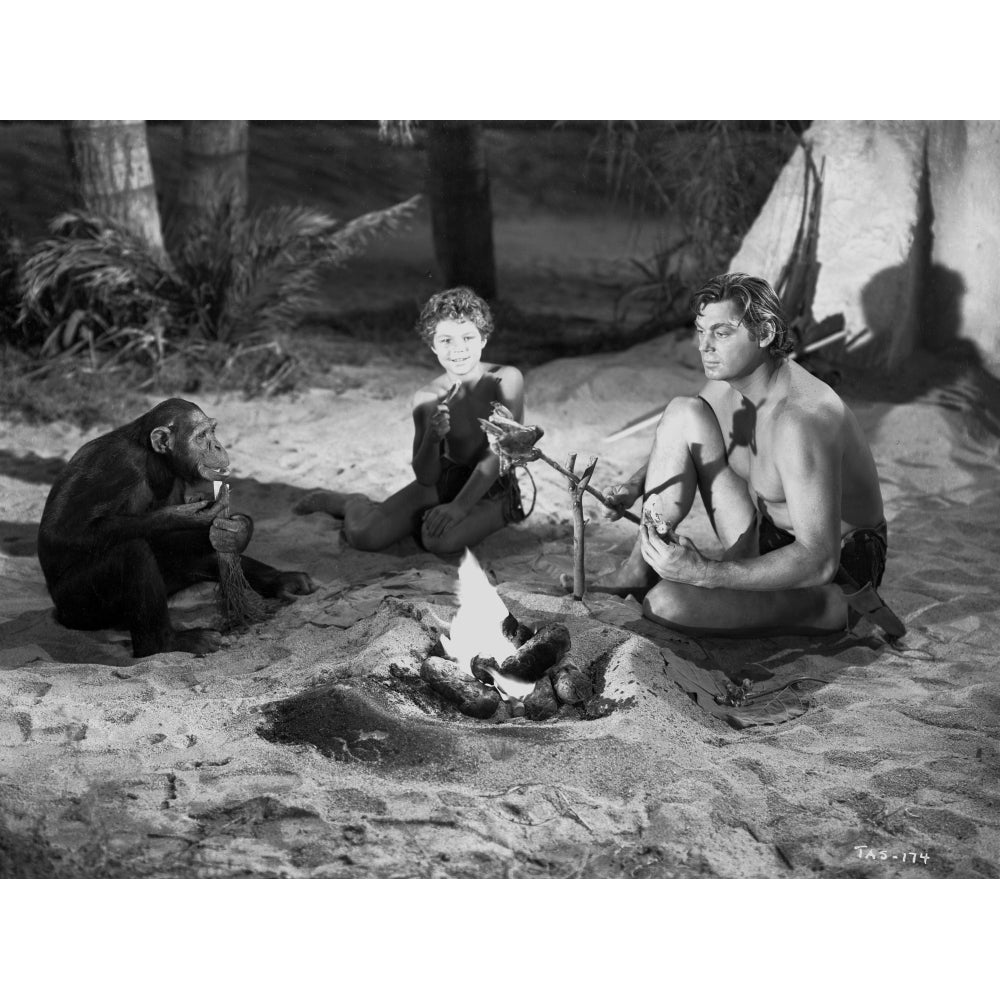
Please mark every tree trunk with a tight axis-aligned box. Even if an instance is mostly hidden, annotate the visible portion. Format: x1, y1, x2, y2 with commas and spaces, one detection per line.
426, 121, 497, 299
62, 120, 168, 260
177, 120, 249, 233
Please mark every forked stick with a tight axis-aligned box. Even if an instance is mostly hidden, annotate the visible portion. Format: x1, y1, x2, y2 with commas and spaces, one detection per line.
567, 453, 599, 599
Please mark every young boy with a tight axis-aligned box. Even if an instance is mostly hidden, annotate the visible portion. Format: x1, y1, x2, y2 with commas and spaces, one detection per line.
295, 287, 528, 555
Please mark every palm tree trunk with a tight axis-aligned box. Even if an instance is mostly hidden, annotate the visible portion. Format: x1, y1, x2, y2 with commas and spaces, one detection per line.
62, 120, 168, 261
426, 121, 497, 299
177, 121, 249, 233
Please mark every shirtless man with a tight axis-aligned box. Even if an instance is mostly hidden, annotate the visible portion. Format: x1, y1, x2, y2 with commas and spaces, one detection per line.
294, 286, 527, 554
597, 272, 891, 637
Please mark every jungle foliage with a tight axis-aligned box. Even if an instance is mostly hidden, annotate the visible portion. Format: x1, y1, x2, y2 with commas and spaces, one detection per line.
592, 121, 801, 332
0, 193, 420, 418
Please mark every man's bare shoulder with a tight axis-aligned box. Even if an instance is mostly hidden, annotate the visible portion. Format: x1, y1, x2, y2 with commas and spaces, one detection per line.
783, 362, 846, 419
773, 366, 845, 448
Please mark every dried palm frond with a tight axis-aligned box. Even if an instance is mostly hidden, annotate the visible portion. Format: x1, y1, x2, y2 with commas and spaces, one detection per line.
178, 194, 422, 343
18, 211, 179, 356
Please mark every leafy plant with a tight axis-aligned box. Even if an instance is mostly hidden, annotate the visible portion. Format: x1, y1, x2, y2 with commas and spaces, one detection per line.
12, 193, 421, 391
591, 121, 800, 332
0, 211, 27, 343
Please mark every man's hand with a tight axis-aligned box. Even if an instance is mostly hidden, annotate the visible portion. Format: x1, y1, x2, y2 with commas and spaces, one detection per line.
639, 523, 707, 585
423, 501, 468, 538
603, 480, 643, 520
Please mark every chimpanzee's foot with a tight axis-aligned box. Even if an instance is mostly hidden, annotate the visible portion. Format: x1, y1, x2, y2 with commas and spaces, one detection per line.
274, 571, 318, 600
293, 490, 367, 517
142, 627, 222, 657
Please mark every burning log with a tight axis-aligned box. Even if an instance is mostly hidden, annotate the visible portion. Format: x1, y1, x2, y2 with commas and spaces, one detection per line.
548, 656, 594, 706
524, 675, 560, 721
420, 656, 501, 720
501, 612, 534, 648
499, 622, 571, 682
470, 654, 499, 686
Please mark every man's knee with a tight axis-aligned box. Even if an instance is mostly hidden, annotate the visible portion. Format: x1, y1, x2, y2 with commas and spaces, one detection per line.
642, 581, 695, 628
662, 394, 710, 429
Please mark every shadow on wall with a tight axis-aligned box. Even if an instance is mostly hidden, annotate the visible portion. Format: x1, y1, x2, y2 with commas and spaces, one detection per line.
860, 263, 966, 361
858, 263, 1000, 438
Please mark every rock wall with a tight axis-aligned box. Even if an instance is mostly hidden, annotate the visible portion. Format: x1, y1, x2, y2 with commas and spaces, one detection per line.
730, 120, 1000, 371
925, 121, 1000, 362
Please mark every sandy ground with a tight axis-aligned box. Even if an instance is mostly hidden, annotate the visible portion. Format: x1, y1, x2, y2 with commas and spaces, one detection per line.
2, 320, 999, 878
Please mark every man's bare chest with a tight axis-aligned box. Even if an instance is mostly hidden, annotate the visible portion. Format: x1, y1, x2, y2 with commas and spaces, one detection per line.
715, 401, 785, 505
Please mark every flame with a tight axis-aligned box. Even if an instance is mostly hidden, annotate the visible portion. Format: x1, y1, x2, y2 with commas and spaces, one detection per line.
441, 550, 534, 699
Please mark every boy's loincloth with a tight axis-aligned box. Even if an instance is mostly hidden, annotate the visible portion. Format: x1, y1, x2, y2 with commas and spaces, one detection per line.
413, 458, 529, 546
757, 513, 888, 589
436, 458, 527, 524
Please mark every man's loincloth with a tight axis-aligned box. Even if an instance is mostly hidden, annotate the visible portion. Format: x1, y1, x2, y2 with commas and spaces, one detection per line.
757, 512, 904, 635
757, 513, 887, 589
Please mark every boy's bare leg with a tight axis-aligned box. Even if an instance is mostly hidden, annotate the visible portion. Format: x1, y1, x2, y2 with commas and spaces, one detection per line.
591, 396, 757, 595
643, 580, 848, 636
342, 480, 439, 551
420, 499, 507, 555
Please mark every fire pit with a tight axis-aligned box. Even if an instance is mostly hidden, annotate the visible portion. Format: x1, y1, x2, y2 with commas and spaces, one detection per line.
420, 551, 597, 722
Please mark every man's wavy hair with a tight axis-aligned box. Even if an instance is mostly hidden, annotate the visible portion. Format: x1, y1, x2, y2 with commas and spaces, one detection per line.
415, 286, 495, 346
691, 273, 794, 359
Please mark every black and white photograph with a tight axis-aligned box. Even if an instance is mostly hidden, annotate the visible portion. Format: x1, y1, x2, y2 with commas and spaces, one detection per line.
2, 115, 996, 891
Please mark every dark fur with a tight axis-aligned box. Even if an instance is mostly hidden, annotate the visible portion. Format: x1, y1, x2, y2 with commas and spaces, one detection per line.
38, 398, 312, 657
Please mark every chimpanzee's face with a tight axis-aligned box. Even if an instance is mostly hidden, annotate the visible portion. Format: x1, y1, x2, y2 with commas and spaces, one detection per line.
151, 408, 231, 483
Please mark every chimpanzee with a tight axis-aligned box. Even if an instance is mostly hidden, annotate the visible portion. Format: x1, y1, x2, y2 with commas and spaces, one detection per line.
37, 398, 316, 657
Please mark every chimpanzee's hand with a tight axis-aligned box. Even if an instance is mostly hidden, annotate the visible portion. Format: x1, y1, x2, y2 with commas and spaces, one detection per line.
165, 495, 228, 528
209, 513, 254, 554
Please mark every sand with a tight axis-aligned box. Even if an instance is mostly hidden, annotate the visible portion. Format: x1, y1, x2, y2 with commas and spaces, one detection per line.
2, 324, 999, 879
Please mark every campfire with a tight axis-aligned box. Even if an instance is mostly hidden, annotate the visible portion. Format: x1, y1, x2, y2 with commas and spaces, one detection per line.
420, 550, 594, 722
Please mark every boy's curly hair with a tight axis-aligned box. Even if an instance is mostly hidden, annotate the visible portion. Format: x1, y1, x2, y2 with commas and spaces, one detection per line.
415, 286, 495, 346
691, 273, 794, 359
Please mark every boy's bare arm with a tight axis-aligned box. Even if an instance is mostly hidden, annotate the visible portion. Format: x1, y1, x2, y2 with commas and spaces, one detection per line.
422, 366, 526, 532
450, 367, 525, 510
411, 387, 451, 486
